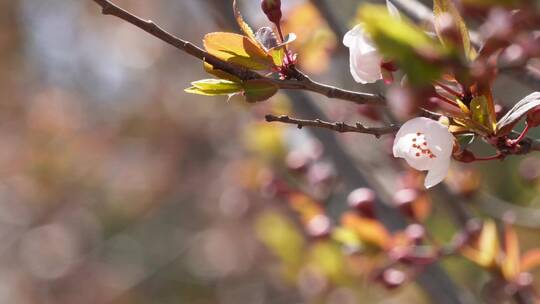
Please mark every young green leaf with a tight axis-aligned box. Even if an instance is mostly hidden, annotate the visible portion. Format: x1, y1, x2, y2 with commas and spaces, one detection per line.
204, 32, 275, 70
185, 79, 243, 96
203, 62, 241, 83
243, 79, 279, 102
470, 96, 496, 134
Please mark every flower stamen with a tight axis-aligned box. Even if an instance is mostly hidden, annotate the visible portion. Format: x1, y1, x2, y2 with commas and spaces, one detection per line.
410, 132, 436, 158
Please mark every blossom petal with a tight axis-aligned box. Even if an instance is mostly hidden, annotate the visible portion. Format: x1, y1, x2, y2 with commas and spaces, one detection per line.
424, 159, 450, 188
343, 25, 363, 48
350, 50, 382, 84
343, 25, 382, 84
392, 117, 455, 189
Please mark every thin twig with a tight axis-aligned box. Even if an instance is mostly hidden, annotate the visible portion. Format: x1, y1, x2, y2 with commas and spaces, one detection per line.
265, 114, 399, 137
92, 0, 383, 105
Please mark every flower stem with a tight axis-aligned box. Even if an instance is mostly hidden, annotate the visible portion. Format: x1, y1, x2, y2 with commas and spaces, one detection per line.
276, 23, 294, 65
473, 153, 504, 162
508, 123, 531, 146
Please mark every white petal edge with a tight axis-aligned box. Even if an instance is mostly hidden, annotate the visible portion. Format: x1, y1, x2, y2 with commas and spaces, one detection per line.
343, 25, 363, 48
424, 160, 450, 188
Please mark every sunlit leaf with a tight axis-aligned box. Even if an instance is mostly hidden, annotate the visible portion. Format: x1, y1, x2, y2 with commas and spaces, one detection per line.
308, 241, 347, 283
470, 95, 496, 134
332, 227, 362, 250
185, 79, 243, 96
433, 0, 476, 60
243, 79, 279, 102
270, 47, 286, 66
521, 248, 540, 272
462, 219, 499, 268
203, 62, 241, 83
501, 224, 521, 281
497, 92, 540, 135
341, 212, 390, 249
204, 32, 274, 70
359, 5, 446, 84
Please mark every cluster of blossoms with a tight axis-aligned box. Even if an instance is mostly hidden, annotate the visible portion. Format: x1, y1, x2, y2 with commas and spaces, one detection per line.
343, 1, 539, 189
343, 3, 455, 189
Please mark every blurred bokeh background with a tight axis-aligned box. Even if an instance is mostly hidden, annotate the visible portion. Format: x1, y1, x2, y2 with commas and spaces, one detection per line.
1, 0, 540, 303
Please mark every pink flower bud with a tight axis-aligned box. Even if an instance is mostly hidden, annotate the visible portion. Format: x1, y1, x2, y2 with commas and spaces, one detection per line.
393, 188, 418, 220
347, 188, 376, 218
405, 223, 425, 244
378, 268, 406, 289
261, 0, 282, 24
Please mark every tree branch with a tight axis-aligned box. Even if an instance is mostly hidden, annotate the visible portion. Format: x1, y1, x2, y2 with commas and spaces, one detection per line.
91, 0, 383, 106
265, 114, 398, 137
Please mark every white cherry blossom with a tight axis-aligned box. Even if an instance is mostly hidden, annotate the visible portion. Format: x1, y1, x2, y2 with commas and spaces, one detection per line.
343, 1, 400, 84
343, 25, 383, 84
393, 117, 455, 188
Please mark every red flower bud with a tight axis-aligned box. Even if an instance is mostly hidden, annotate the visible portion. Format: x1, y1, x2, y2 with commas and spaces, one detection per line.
261, 0, 282, 24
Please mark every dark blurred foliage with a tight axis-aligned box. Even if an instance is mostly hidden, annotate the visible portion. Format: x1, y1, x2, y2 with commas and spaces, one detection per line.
1, 0, 540, 304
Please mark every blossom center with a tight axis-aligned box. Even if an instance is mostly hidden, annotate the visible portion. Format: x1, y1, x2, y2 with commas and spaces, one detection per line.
410, 132, 436, 159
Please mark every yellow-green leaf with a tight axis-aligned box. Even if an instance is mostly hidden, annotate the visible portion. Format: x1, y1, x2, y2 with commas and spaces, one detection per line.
433, 0, 476, 60
470, 96, 496, 134
185, 79, 243, 96
462, 219, 499, 268
204, 32, 274, 70
203, 62, 241, 83
308, 242, 347, 283
243, 79, 279, 102
270, 47, 286, 66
